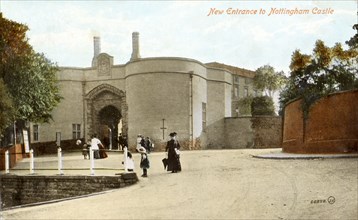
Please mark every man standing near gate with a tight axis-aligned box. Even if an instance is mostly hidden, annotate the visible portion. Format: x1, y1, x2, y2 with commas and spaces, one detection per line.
91, 134, 102, 159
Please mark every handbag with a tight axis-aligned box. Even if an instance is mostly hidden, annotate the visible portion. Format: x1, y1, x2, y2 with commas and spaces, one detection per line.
162, 158, 168, 170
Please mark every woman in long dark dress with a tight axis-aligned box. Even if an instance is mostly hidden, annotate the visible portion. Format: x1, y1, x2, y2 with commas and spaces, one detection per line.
165, 132, 181, 173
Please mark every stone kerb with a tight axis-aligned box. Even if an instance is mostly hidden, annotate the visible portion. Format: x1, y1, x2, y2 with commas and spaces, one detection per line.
282, 89, 358, 154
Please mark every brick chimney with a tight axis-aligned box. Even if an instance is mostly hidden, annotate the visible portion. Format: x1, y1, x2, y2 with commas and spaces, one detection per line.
130, 32, 141, 61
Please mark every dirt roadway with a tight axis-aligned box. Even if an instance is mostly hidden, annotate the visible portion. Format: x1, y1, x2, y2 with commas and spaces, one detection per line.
1, 149, 357, 219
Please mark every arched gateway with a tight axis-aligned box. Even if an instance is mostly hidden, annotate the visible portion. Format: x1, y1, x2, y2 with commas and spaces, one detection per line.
84, 84, 127, 148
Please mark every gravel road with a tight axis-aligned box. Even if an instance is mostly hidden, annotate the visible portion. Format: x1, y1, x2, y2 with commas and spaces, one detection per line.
1, 149, 357, 219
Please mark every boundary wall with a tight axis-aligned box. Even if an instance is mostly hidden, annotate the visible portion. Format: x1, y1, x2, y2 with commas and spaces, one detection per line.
207, 116, 282, 149
283, 89, 358, 154
0, 173, 138, 209
0, 144, 24, 170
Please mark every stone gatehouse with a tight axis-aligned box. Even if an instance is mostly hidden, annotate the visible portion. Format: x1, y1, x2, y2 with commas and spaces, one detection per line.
28, 32, 261, 150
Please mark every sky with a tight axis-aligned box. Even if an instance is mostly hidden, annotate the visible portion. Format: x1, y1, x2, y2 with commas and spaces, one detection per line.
1, 0, 357, 74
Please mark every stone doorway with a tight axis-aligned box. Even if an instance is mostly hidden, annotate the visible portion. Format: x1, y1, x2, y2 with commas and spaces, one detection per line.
85, 84, 127, 147
98, 105, 121, 149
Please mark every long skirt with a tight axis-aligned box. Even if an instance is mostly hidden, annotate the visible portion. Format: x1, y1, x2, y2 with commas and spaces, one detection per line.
99, 145, 108, 158
167, 155, 181, 172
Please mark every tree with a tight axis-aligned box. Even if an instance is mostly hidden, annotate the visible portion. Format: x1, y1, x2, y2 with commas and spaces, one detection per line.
4, 52, 61, 123
238, 96, 253, 116
346, 24, 358, 49
0, 79, 14, 135
251, 96, 275, 116
0, 13, 61, 134
279, 24, 358, 117
253, 65, 287, 97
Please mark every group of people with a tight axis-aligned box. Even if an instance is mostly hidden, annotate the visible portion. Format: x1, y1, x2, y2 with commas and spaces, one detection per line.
136, 134, 154, 153
80, 131, 182, 177
124, 132, 181, 177
80, 134, 108, 159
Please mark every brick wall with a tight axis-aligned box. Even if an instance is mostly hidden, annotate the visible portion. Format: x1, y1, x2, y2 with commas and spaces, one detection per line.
0, 173, 138, 209
0, 144, 25, 170
283, 89, 358, 153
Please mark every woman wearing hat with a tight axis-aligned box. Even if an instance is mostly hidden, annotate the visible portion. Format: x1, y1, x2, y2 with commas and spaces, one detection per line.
165, 132, 182, 173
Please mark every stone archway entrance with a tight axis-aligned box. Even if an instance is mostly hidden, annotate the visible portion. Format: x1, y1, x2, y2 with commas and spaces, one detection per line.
98, 105, 121, 149
85, 84, 127, 148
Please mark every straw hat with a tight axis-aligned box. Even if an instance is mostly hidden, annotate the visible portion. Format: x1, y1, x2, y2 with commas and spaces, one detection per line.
137, 146, 146, 153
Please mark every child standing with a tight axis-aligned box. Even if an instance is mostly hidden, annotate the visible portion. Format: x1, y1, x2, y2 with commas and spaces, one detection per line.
124, 151, 135, 172
138, 147, 150, 177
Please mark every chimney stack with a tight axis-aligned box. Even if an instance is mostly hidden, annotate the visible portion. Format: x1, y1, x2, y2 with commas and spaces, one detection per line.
92, 36, 101, 67
93, 36, 101, 58
130, 32, 141, 61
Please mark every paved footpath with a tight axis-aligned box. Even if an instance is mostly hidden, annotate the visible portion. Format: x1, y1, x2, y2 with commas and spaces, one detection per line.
1, 149, 357, 219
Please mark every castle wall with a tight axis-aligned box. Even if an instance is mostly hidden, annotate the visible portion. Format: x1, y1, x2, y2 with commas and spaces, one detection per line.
36, 64, 128, 143
205, 68, 232, 148
36, 79, 84, 143
35, 68, 86, 143
191, 74, 207, 147
283, 90, 358, 154
125, 58, 207, 150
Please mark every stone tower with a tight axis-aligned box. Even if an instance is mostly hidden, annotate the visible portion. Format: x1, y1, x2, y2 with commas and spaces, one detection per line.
130, 32, 141, 61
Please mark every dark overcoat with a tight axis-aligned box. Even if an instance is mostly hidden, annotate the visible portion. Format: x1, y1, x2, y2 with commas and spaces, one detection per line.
165, 139, 182, 172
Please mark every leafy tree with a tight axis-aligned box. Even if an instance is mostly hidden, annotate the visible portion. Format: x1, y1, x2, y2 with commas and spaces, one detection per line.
279, 24, 358, 117
346, 24, 358, 49
253, 65, 287, 97
238, 96, 253, 116
4, 52, 61, 123
251, 96, 275, 116
0, 79, 14, 135
0, 14, 32, 70
0, 13, 61, 134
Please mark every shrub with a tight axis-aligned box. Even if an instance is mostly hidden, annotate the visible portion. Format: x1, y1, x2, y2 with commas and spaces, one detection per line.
238, 96, 253, 116
251, 96, 275, 116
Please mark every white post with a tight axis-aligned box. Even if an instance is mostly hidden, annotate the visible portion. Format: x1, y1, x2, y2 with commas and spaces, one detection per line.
90, 147, 95, 175
57, 147, 64, 175
30, 149, 34, 174
5, 150, 9, 174
109, 128, 112, 150
124, 147, 128, 173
